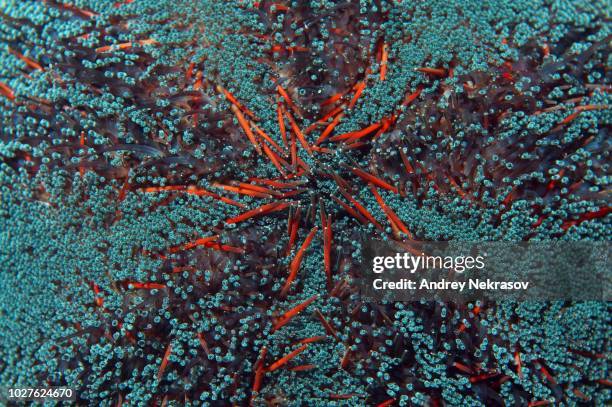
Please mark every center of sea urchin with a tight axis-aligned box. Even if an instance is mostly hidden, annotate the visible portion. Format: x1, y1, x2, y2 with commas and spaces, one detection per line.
0, 0, 610, 406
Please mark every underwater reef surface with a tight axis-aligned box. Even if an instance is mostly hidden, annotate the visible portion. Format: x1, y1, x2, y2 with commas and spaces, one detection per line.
0, 0, 610, 405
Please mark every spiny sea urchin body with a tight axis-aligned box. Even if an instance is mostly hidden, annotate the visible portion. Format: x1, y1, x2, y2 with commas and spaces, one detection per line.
0, 0, 610, 406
